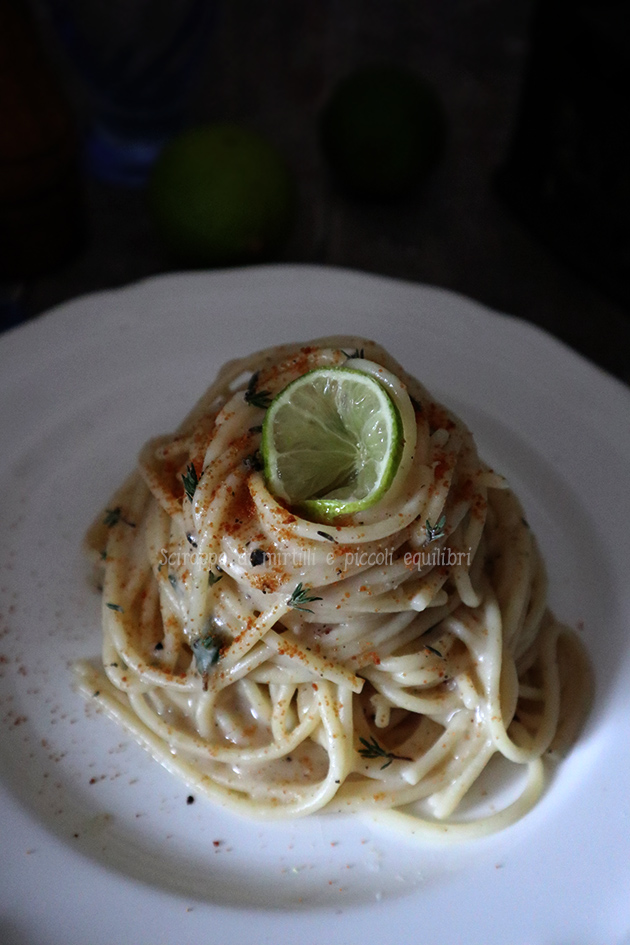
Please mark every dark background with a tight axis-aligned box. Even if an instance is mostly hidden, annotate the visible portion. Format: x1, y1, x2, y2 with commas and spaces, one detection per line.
4, 0, 630, 386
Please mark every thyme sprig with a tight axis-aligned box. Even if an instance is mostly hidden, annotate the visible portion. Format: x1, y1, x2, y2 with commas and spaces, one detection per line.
182, 463, 199, 502
244, 371, 272, 409
288, 582, 322, 613
425, 514, 446, 543
344, 347, 365, 359
357, 736, 412, 769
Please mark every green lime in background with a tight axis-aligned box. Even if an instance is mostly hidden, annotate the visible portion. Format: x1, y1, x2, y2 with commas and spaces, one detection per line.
320, 65, 446, 199
149, 123, 296, 266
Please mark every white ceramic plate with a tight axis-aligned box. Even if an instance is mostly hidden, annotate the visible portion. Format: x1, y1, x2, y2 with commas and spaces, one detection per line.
1, 266, 629, 945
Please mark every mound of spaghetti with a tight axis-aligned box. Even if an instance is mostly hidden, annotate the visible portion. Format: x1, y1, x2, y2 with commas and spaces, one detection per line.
77, 338, 591, 838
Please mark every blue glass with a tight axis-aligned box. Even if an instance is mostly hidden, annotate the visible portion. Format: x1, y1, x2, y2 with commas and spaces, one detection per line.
45, 0, 214, 185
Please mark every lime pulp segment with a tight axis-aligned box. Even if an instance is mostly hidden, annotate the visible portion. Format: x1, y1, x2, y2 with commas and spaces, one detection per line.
262, 366, 403, 517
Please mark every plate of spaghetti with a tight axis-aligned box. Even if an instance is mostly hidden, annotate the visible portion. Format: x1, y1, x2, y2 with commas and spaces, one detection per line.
0, 266, 629, 945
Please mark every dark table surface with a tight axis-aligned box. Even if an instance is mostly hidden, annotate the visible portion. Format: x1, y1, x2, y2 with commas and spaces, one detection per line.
13, 0, 630, 388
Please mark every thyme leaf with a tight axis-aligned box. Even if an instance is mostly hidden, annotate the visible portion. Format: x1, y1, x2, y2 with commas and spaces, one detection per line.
106, 602, 124, 613
288, 582, 322, 614
317, 530, 336, 542
243, 449, 264, 472
357, 736, 411, 769
182, 463, 199, 502
103, 507, 135, 528
424, 644, 443, 658
207, 570, 223, 586
344, 348, 365, 359
244, 371, 272, 409
191, 631, 221, 690
425, 514, 446, 543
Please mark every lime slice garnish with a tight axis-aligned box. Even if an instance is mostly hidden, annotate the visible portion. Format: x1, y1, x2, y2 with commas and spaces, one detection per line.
262, 366, 403, 519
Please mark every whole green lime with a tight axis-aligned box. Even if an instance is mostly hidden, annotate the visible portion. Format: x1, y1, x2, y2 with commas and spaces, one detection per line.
149, 123, 296, 266
320, 65, 446, 199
